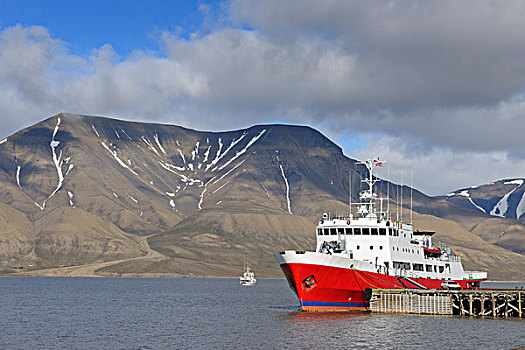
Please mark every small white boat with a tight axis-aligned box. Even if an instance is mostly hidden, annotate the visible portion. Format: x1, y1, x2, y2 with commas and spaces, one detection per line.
240, 260, 256, 286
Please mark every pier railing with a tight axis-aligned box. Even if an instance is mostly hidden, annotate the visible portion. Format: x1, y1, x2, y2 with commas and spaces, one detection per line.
464, 271, 488, 280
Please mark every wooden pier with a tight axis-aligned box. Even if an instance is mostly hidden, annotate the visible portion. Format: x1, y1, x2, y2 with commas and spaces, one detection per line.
369, 289, 524, 318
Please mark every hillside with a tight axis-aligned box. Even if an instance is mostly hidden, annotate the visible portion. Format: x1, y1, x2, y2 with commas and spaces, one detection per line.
0, 113, 523, 279
439, 180, 525, 254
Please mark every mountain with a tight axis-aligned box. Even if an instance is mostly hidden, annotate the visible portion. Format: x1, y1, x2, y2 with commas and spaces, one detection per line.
439, 179, 525, 254
442, 180, 525, 222
0, 113, 524, 279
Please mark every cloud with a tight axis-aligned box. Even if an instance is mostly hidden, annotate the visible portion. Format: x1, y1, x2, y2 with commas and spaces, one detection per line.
1, 1, 525, 195
230, 0, 525, 106
350, 133, 525, 196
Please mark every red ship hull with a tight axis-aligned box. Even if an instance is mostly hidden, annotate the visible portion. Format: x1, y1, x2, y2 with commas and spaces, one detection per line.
280, 262, 484, 312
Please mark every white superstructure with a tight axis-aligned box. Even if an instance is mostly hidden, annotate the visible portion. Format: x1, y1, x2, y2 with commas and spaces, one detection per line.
313, 159, 487, 282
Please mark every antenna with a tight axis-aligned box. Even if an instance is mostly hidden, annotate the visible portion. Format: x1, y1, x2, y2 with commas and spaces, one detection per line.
410, 169, 413, 224
349, 169, 352, 219
387, 167, 390, 220
401, 171, 404, 223
396, 180, 399, 222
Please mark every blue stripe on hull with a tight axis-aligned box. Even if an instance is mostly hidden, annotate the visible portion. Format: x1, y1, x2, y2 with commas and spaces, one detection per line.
300, 301, 369, 308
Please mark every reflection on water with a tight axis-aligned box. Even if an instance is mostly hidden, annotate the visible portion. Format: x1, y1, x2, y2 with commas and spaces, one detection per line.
0, 277, 523, 350
279, 310, 370, 322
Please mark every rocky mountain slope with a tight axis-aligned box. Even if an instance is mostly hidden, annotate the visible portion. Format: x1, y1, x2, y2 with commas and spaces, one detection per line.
439, 180, 525, 254
0, 113, 523, 279
442, 179, 525, 221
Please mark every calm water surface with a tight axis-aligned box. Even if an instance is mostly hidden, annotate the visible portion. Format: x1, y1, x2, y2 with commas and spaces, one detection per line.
0, 277, 524, 349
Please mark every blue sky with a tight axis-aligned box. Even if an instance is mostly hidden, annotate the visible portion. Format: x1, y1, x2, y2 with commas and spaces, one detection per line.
1, 1, 525, 195
0, 0, 219, 56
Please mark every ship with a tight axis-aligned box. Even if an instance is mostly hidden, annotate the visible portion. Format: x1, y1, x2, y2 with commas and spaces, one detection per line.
240, 260, 257, 286
274, 159, 487, 312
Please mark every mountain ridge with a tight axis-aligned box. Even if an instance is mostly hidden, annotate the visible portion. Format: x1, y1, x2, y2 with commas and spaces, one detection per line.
0, 113, 524, 279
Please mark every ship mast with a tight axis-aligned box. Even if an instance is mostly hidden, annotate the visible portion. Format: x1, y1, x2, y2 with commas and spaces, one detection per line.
355, 159, 382, 219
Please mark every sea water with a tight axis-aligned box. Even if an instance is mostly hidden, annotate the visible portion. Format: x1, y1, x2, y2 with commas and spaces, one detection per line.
0, 277, 523, 349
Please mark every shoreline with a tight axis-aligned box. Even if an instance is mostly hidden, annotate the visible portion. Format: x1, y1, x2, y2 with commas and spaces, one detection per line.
1, 272, 523, 284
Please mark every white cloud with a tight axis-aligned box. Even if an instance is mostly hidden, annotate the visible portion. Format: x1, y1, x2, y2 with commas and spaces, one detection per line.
350, 133, 525, 196
1, 1, 525, 195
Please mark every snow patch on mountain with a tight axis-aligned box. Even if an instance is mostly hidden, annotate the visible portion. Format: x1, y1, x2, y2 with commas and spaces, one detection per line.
490, 187, 519, 217
278, 161, 292, 215
154, 134, 166, 154
178, 149, 186, 164
456, 190, 486, 213
504, 179, 524, 186
211, 160, 245, 186
16, 166, 21, 188
101, 142, 139, 175
141, 136, 160, 156
516, 192, 525, 220
65, 164, 74, 176
203, 145, 211, 164
216, 130, 266, 172
212, 181, 229, 194
91, 125, 100, 137
208, 134, 247, 172
198, 186, 206, 210
191, 142, 199, 161
46, 117, 65, 206
121, 129, 133, 140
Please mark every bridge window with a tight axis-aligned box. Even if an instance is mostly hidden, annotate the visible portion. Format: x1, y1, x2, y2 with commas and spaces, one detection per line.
323, 228, 329, 235
362, 228, 370, 235
426, 265, 433, 272
330, 228, 337, 235
317, 229, 322, 235
379, 228, 386, 235
354, 228, 361, 235
389, 228, 393, 236
345, 228, 352, 235
439, 266, 444, 273
371, 228, 378, 235
413, 264, 424, 271
337, 228, 344, 235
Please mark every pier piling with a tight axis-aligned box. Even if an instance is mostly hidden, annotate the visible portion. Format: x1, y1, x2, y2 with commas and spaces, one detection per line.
370, 289, 524, 318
